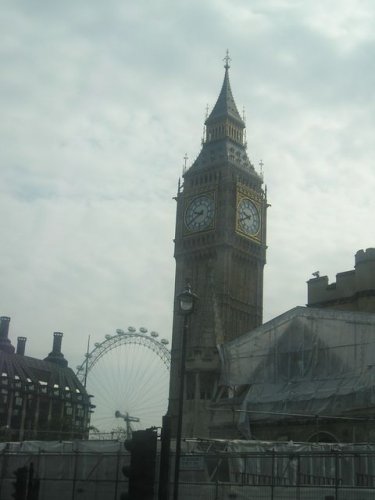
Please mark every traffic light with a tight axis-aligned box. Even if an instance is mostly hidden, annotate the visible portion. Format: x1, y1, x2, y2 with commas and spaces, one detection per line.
123, 428, 157, 500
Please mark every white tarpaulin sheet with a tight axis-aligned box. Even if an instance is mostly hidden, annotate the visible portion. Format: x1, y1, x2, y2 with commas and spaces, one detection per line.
218, 307, 375, 431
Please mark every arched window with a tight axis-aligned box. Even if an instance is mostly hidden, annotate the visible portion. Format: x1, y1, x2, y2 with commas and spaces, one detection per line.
307, 431, 338, 443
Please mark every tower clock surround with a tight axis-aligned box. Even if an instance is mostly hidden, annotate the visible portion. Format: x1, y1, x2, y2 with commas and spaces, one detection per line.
168, 55, 267, 438
184, 193, 215, 233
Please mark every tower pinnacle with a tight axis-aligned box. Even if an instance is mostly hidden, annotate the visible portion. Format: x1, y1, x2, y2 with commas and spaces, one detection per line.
205, 52, 244, 127
223, 49, 231, 70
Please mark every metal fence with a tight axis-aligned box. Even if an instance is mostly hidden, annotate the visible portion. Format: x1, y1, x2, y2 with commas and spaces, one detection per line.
176, 449, 375, 500
1, 444, 375, 499
0, 446, 130, 500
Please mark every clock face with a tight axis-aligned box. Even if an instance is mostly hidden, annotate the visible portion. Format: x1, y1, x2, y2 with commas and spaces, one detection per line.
185, 195, 215, 232
238, 198, 260, 236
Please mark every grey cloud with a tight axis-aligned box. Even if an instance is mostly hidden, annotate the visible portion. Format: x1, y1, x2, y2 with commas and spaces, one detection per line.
1, 1, 374, 400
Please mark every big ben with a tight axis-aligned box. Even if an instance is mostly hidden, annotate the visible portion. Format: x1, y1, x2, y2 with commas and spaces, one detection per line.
168, 54, 267, 437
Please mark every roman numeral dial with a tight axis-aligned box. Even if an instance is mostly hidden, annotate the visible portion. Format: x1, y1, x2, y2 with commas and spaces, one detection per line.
237, 197, 261, 239
184, 194, 215, 233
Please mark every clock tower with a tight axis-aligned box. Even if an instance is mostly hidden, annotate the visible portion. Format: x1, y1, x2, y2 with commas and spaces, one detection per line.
168, 55, 267, 437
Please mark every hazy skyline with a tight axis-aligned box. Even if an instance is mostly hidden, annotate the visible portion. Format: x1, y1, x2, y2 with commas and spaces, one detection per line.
1, 0, 374, 377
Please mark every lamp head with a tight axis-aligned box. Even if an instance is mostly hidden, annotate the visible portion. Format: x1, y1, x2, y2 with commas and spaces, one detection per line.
177, 283, 198, 315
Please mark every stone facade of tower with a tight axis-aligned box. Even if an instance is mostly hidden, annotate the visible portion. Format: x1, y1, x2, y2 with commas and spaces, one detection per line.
168, 61, 267, 437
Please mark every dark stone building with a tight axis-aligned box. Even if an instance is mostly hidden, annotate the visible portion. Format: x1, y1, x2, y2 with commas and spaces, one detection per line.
168, 56, 267, 437
0, 316, 92, 441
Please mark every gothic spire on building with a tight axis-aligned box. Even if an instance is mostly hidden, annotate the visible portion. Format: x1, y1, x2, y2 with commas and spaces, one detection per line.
205, 51, 245, 128
189, 51, 258, 176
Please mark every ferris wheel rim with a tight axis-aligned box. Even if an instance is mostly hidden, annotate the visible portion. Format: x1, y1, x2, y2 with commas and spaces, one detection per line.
75, 327, 171, 385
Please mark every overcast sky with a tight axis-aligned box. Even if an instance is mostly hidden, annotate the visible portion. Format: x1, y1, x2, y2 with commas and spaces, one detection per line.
1, 0, 375, 424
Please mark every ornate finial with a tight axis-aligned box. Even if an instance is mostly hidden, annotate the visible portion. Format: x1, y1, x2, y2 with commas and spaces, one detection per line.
183, 153, 188, 174
242, 106, 246, 123
202, 105, 209, 145
223, 49, 231, 70
259, 159, 264, 179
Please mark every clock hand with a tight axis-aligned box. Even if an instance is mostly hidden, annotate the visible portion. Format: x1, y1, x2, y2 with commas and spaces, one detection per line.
240, 213, 252, 222
191, 209, 204, 223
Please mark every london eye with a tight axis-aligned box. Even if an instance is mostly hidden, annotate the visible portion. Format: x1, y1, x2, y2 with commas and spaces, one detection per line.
76, 327, 171, 437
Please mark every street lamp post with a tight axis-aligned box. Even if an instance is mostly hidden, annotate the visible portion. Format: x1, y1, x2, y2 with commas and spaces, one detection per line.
173, 283, 197, 500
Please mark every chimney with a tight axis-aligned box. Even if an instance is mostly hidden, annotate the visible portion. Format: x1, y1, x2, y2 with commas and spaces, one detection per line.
44, 332, 68, 368
52, 331, 63, 353
16, 337, 27, 356
0, 316, 15, 354
0, 316, 10, 339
